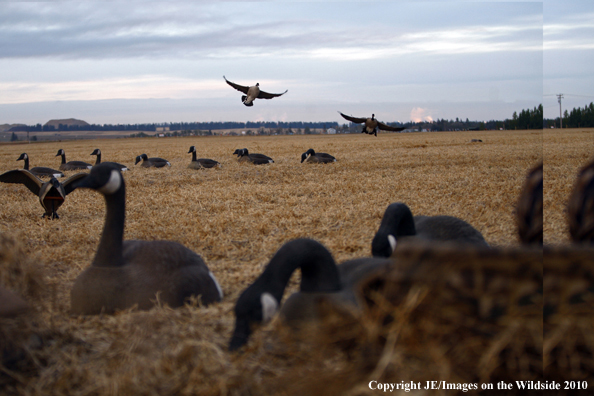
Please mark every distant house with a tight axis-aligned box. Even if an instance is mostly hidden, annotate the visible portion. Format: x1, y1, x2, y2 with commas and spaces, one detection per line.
327, 128, 337, 134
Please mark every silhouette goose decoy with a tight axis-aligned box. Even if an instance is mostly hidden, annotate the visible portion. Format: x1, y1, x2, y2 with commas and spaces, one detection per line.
55, 149, 93, 171
516, 162, 543, 245
69, 163, 223, 315
224, 76, 288, 107
300, 148, 336, 164
371, 202, 488, 258
229, 238, 391, 351
0, 169, 86, 219
16, 153, 64, 178
134, 153, 171, 168
187, 146, 221, 169
91, 149, 129, 172
237, 148, 274, 165
338, 112, 405, 137
567, 158, 594, 243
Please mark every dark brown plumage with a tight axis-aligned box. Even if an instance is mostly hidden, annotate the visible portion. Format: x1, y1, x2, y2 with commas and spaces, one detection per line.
224, 76, 287, 107
339, 112, 404, 136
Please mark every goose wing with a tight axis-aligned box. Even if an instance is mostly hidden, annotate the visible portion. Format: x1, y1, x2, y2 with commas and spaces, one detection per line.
377, 121, 405, 132
257, 89, 288, 100
223, 76, 250, 94
0, 169, 42, 195
62, 172, 89, 195
338, 112, 367, 124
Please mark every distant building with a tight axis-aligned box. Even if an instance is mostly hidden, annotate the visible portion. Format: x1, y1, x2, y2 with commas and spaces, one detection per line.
156, 127, 170, 132
327, 128, 337, 134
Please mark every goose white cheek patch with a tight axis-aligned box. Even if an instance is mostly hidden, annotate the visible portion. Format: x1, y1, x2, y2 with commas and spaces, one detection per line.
388, 234, 397, 254
98, 170, 122, 195
261, 292, 278, 322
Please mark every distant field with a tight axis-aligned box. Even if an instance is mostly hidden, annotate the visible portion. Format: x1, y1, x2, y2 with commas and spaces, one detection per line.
0, 128, 588, 394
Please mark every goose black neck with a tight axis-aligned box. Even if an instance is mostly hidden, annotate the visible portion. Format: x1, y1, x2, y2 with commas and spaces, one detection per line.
379, 203, 416, 237
60, 154, 66, 165
92, 183, 126, 267
191, 151, 197, 161
94, 153, 101, 165
23, 157, 30, 170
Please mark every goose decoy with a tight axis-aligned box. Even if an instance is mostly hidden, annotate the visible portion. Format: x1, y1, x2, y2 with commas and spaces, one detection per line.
371, 202, 488, 258
338, 112, 405, 137
567, 158, 594, 243
187, 146, 221, 169
229, 238, 391, 351
69, 163, 223, 315
55, 149, 93, 171
236, 148, 274, 165
516, 162, 543, 245
0, 169, 86, 219
16, 153, 64, 178
134, 153, 171, 168
223, 76, 288, 107
300, 148, 336, 164
91, 149, 129, 172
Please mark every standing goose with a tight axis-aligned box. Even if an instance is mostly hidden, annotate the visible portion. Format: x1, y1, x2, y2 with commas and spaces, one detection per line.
229, 238, 391, 351
224, 76, 288, 107
237, 148, 274, 165
55, 149, 93, 171
16, 153, 64, 178
516, 162, 543, 245
300, 148, 336, 164
134, 153, 171, 168
567, 158, 594, 243
69, 163, 223, 315
187, 146, 221, 169
0, 169, 86, 219
338, 112, 405, 137
371, 202, 488, 258
90, 149, 129, 172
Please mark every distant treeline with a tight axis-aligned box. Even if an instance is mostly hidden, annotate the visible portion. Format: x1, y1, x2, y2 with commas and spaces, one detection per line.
543, 102, 594, 128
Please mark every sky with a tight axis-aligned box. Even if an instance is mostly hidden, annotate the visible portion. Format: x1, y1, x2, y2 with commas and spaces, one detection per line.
0, 0, 592, 126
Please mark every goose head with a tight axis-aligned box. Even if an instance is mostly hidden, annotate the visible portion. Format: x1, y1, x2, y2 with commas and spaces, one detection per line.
73, 163, 123, 196
188, 146, 196, 153
134, 154, 148, 165
16, 153, 28, 161
56, 149, 65, 157
91, 148, 101, 156
301, 148, 315, 163
371, 203, 416, 258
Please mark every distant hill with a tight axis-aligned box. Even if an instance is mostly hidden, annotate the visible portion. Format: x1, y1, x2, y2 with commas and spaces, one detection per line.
0, 124, 26, 133
44, 118, 90, 128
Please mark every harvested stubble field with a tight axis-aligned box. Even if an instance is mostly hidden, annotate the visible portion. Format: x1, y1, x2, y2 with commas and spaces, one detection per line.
0, 129, 586, 395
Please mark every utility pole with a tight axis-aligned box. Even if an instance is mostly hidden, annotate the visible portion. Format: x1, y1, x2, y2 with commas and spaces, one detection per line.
557, 93, 564, 128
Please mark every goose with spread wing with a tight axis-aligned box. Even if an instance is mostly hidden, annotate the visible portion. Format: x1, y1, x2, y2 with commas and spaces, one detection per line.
338, 112, 405, 136
224, 76, 287, 107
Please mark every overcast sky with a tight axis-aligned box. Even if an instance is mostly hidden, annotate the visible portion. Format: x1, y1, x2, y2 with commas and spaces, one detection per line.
0, 0, 592, 125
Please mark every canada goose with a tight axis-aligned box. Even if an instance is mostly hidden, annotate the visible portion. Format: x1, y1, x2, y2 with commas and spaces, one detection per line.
224, 76, 288, 107
516, 162, 543, 245
338, 112, 405, 137
0, 286, 29, 318
0, 169, 86, 219
91, 149, 129, 172
237, 148, 274, 165
187, 146, 221, 169
567, 158, 594, 243
469, 139, 483, 143
229, 238, 391, 351
371, 202, 488, 258
55, 149, 93, 171
16, 153, 64, 178
300, 148, 336, 164
69, 163, 223, 315
134, 153, 171, 168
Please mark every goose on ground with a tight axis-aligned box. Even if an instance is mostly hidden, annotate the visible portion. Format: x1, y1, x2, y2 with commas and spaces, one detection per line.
516, 162, 543, 245
187, 146, 221, 169
134, 153, 171, 168
567, 158, 594, 243
0, 169, 86, 219
55, 149, 93, 171
224, 76, 288, 107
236, 148, 274, 165
338, 112, 405, 137
300, 148, 336, 164
371, 202, 488, 258
229, 238, 391, 351
91, 149, 129, 172
16, 153, 64, 178
69, 163, 223, 315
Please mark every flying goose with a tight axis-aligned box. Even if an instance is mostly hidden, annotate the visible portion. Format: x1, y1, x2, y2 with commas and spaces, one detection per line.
236, 148, 274, 165
567, 158, 594, 243
371, 202, 488, 258
187, 146, 221, 169
300, 148, 336, 164
0, 169, 86, 219
229, 238, 391, 351
224, 76, 288, 107
338, 112, 405, 137
69, 163, 223, 315
55, 149, 93, 171
516, 162, 543, 245
16, 153, 64, 178
134, 153, 171, 168
91, 149, 129, 172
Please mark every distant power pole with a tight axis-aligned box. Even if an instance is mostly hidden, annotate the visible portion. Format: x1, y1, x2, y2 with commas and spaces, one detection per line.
557, 93, 564, 128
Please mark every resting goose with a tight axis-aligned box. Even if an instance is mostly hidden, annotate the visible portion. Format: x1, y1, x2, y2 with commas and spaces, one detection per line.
70, 163, 223, 315
0, 169, 86, 219
567, 158, 594, 243
371, 202, 488, 258
516, 162, 543, 245
16, 153, 64, 178
55, 149, 93, 171
300, 148, 336, 164
338, 112, 405, 137
229, 238, 391, 351
224, 76, 287, 107
134, 153, 171, 168
237, 148, 274, 165
187, 146, 221, 169
91, 149, 129, 172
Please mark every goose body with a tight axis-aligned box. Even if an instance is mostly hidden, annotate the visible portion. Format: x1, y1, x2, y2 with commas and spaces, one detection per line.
0, 169, 86, 219
16, 153, 64, 178
568, 158, 594, 243
187, 146, 221, 169
516, 162, 543, 245
70, 163, 223, 315
229, 238, 391, 351
338, 112, 405, 136
371, 202, 488, 258
91, 149, 129, 172
236, 148, 274, 165
56, 149, 93, 171
300, 148, 336, 164
224, 76, 287, 107
135, 153, 171, 168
